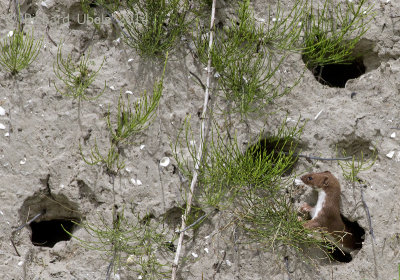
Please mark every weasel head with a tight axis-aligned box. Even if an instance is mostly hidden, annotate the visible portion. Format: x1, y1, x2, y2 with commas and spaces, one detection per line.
300, 171, 340, 193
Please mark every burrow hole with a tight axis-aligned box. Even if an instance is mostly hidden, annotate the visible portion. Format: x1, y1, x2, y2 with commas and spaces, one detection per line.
303, 39, 380, 88
30, 219, 77, 248
334, 138, 376, 160
247, 136, 302, 176
163, 205, 206, 232
20, 191, 81, 248
329, 215, 365, 263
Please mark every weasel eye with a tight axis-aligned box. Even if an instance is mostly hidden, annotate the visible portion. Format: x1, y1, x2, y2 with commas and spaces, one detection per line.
307, 176, 313, 181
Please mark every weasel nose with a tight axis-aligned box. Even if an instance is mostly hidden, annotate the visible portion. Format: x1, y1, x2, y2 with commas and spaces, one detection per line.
293, 179, 303, 186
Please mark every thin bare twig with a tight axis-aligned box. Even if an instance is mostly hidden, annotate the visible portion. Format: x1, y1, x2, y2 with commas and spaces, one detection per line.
45, 25, 57, 47
212, 251, 226, 280
296, 154, 353, 161
282, 151, 352, 161
171, 1, 217, 279
284, 256, 292, 280
358, 183, 378, 278
175, 209, 216, 233
360, 186, 375, 243
11, 210, 46, 256
189, 71, 206, 91
13, 0, 22, 32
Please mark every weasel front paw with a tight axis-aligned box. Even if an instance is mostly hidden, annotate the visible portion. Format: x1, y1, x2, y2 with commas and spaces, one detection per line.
300, 203, 313, 213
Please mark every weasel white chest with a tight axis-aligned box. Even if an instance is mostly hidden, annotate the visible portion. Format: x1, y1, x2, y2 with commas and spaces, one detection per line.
312, 190, 326, 219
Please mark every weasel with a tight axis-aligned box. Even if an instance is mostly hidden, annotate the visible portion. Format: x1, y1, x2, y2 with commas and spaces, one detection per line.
295, 171, 360, 253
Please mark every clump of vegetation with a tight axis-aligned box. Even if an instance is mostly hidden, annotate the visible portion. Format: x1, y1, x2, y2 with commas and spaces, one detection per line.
53, 44, 106, 129
0, 29, 42, 75
64, 209, 174, 279
338, 148, 377, 183
302, 0, 373, 72
121, 0, 190, 58
174, 117, 338, 256
53, 45, 106, 101
195, 0, 304, 117
107, 87, 163, 145
80, 55, 167, 175
76, 57, 168, 279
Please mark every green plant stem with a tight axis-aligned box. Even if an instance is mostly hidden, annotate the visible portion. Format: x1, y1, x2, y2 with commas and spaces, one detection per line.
171, 1, 216, 279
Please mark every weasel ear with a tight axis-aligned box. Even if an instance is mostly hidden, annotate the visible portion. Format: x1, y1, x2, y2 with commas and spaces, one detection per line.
323, 170, 331, 174
323, 175, 329, 186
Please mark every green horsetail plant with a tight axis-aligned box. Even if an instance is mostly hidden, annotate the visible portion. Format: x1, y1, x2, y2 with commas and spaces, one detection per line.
63, 209, 174, 279
173, 117, 302, 210
80, 139, 126, 176
80, 54, 167, 175
107, 53, 167, 145
195, 0, 304, 117
107, 82, 163, 145
0, 29, 42, 75
78, 54, 169, 279
302, 0, 373, 72
121, 0, 190, 58
53, 44, 106, 101
53, 44, 106, 129
337, 148, 377, 183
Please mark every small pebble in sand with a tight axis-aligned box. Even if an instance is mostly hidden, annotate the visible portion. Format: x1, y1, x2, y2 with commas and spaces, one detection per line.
126, 255, 135, 265
0, 123, 5, 130
191, 252, 198, 258
314, 109, 323, 120
386, 151, 395, 159
390, 132, 396, 138
20, 158, 26, 165
0, 106, 5, 116
160, 157, 170, 167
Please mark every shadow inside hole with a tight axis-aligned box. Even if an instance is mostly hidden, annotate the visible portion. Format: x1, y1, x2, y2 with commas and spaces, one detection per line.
30, 219, 77, 248
311, 58, 366, 88
335, 138, 375, 161
247, 137, 299, 176
329, 214, 365, 263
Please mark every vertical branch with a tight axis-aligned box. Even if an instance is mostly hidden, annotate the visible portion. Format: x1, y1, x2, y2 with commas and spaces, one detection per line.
13, 0, 22, 32
171, 1, 217, 279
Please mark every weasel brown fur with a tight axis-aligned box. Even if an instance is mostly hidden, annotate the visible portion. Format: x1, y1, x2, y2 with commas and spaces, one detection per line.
298, 171, 359, 252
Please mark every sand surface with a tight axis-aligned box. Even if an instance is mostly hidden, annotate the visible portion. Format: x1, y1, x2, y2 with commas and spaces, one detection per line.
0, 0, 399, 279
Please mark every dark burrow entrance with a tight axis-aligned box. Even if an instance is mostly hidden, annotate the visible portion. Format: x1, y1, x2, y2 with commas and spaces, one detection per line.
303, 39, 381, 88
328, 215, 365, 263
247, 136, 301, 176
30, 219, 77, 248
20, 186, 82, 248
310, 58, 366, 88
